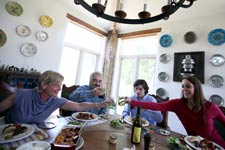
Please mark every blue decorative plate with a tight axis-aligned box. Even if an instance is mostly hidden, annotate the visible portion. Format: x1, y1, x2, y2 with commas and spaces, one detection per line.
208, 29, 225, 46
159, 34, 173, 48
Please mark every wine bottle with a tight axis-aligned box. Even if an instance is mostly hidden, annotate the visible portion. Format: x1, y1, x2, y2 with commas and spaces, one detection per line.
131, 106, 142, 144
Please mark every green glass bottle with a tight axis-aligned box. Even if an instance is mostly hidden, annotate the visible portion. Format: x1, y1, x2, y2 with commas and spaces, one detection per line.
131, 106, 142, 144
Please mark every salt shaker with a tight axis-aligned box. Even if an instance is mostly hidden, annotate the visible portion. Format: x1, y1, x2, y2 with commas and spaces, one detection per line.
144, 132, 152, 150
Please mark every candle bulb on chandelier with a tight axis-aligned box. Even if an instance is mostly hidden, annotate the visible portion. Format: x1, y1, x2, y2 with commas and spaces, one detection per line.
144, 3, 147, 11
98, 0, 102, 4
120, 2, 123, 10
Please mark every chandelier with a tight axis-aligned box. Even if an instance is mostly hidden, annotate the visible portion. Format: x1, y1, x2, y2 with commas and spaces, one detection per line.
74, 0, 196, 24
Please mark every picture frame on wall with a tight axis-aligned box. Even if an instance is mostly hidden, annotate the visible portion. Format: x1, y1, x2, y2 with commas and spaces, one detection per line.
173, 51, 205, 83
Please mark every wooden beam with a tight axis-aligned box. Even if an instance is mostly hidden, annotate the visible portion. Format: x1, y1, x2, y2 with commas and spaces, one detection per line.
118, 28, 162, 39
66, 13, 107, 37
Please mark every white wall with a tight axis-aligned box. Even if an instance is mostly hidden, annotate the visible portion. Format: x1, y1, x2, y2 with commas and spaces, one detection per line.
0, 0, 225, 135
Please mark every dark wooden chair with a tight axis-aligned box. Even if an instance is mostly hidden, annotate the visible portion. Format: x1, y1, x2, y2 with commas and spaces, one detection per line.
214, 106, 225, 140
59, 84, 80, 117
149, 94, 170, 130
0, 82, 16, 117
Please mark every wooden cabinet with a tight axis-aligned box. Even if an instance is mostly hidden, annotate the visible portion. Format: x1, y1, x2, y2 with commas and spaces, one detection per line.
0, 71, 40, 88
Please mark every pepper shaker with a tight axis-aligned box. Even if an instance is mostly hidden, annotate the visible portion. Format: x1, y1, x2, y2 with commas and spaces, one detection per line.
144, 131, 152, 150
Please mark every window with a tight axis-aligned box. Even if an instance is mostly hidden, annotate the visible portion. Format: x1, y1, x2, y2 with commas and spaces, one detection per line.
59, 22, 105, 86
115, 36, 158, 114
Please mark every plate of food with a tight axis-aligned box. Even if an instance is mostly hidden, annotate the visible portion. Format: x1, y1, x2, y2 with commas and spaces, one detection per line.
156, 128, 171, 136
72, 112, 98, 122
184, 135, 223, 150
16, 141, 50, 150
52, 125, 84, 150
124, 116, 149, 127
0, 124, 34, 143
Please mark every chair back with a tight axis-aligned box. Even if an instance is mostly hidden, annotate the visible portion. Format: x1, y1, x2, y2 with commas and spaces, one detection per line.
59, 84, 80, 117
214, 106, 225, 140
149, 94, 170, 130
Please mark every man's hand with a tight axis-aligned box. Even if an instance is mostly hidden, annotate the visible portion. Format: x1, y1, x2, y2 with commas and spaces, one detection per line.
92, 87, 105, 96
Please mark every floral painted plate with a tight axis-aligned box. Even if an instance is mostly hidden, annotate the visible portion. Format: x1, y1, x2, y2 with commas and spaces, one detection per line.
0, 29, 7, 47
20, 43, 38, 57
39, 15, 53, 28
159, 34, 173, 48
16, 25, 31, 37
208, 29, 225, 46
209, 54, 225, 67
5, 1, 23, 16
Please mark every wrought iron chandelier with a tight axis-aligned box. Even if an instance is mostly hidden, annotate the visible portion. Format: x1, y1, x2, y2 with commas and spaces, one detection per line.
74, 0, 196, 24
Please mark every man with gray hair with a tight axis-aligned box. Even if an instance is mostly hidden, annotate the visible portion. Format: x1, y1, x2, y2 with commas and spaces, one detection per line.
69, 71, 107, 115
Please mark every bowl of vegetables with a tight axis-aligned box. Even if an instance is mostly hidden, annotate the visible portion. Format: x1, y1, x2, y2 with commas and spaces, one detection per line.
167, 137, 185, 150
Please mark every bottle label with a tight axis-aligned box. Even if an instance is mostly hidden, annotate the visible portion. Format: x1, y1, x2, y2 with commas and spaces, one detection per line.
132, 127, 141, 143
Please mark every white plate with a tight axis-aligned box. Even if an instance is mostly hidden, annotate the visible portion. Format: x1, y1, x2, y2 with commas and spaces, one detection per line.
16, 141, 50, 150
0, 124, 35, 143
158, 72, 169, 82
16, 25, 31, 37
20, 43, 37, 57
209, 75, 224, 88
72, 112, 98, 122
184, 136, 223, 150
210, 54, 225, 67
156, 128, 170, 136
159, 54, 170, 63
209, 95, 224, 106
35, 30, 48, 41
124, 116, 149, 127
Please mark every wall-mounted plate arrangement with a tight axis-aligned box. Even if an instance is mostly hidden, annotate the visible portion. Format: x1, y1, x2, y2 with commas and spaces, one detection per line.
16, 25, 31, 37
209, 95, 224, 106
20, 43, 37, 57
39, 15, 53, 28
35, 30, 48, 41
156, 88, 167, 99
5, 1, 23, 16
184, 31, 196, 44
159, 34, 173, 48
158, 72, 169, 82
159, 54, 170, 63
209, 54, 225, 67
0, 29, 7, 47
208, 75, 224, 88
208, 28, 225, 46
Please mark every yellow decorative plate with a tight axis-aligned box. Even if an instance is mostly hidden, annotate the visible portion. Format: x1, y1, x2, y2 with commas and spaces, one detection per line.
5, 1, 23, 16
39, 15, 53, 28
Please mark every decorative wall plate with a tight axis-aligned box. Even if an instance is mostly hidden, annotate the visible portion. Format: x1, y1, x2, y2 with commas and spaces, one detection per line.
158, 72, 169, 82
16, 25, 31, 37
5, 1, 23, 16
20, 43, 37, 57
159, 54, 170, 63
35, 30, 48, 41
209, 95, 224, 106
159, 34, 173, 48
0, 29, 7, 47
39, 15, 53, 28
208, 29, 225, 46
156, 88, 167, 99
209, 54, 225, 67
184, 31, 196, 44
208, 75, 224, 88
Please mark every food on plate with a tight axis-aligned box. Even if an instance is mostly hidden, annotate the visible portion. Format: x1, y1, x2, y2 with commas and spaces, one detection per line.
1, 124, 27, 139
128, 117, 147, 125
110, 119, 124, 128
67, 120, 83, 126
167, 137, 185, 150
76, 112, 96, 120
187, 136, 217, 150
53, 127, 80, 145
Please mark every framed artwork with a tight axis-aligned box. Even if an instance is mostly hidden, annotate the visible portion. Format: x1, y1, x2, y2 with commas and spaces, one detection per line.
173, 51, 205, 83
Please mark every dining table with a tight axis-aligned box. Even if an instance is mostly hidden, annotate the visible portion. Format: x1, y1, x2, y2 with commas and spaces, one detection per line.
0, 114, 186, 150
44, 114, 185, 150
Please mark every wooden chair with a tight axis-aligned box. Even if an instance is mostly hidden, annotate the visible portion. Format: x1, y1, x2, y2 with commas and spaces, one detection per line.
59, 84, 80, 117
149, 94, 170, 130
214, 106, 225, 140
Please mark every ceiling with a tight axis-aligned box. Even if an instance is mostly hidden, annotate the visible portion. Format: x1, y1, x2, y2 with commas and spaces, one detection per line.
63, 0, 225, 33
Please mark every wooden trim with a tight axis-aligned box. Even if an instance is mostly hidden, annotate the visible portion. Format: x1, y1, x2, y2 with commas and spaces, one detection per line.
66, 13, 107, 37
118, 28, 162, 39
